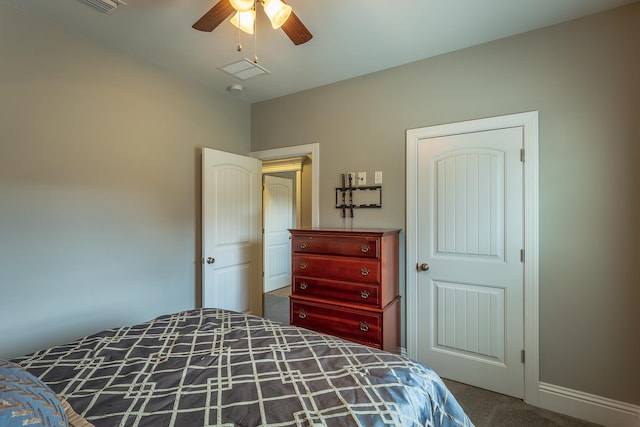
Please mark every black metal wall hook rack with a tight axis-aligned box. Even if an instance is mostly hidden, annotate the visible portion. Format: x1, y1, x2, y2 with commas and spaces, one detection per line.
335, 173, 382, 218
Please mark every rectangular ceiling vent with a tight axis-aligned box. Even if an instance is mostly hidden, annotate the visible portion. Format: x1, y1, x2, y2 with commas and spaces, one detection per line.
218, 59, 270, 81
80, 0, 127, 14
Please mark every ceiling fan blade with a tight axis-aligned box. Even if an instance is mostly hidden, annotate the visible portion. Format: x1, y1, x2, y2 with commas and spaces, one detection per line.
193, 0, 236, 32
281, 10, 313, 45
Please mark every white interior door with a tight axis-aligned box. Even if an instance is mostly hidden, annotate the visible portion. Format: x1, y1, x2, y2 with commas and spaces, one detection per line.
263, 175, 294, 293
202, 148, 262, 315
413, 126, 525, 398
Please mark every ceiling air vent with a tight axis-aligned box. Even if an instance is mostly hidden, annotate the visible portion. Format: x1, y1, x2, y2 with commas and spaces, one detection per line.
218, 59, 270, 81
80, 0, 127, 14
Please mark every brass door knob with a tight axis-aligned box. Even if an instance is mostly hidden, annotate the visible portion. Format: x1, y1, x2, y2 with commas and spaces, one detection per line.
417, 262, 429, 271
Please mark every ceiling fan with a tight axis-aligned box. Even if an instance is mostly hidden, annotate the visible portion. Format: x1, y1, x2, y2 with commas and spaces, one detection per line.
193, 0, 313, 46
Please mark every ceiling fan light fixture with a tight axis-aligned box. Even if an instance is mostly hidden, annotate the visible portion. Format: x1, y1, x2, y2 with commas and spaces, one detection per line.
262, 0, 292, 29
230, 10, 255, 34
229, 0, 254, 12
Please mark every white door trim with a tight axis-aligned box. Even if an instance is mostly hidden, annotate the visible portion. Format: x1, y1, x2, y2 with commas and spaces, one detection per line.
251, 143, 320, 227
406, 111, 539, 406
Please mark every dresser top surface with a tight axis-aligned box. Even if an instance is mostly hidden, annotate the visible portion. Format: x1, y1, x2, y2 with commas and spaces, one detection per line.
289, 227, 401, 236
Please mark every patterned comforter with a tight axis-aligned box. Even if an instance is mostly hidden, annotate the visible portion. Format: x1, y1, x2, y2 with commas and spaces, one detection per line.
15, 308, 473, 427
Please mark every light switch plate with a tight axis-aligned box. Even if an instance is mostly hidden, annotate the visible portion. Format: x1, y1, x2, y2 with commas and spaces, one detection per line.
375, 171, 383, 184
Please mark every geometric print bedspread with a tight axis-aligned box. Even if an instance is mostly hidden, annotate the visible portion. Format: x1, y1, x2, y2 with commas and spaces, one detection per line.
14, 308, 474, 427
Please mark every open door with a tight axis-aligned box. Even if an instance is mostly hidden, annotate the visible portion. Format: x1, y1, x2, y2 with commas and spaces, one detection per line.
202, 148, 262, 315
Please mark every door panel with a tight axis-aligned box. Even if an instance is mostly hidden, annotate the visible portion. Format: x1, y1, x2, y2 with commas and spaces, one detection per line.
416, 127, 524, 398
434, 280, 504, 362
202, 148, 262, 315
435, 150, 503, 258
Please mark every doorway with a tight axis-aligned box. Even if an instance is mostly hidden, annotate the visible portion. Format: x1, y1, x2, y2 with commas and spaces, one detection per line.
251, 143, 320, 322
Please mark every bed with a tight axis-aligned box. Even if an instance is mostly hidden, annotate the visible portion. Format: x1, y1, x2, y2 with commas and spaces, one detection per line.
4, 308, 473, 427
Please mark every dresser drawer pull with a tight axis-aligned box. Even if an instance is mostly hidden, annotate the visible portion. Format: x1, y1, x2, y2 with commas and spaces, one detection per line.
299, 262, 308, 270
360, 245, 370, 253
359, 321, 370, 332
298, 309, 307, 319
299, 282, 308, 290
299, 242, 308, 249
360, 267, 370, 276
360, 290, 370, 299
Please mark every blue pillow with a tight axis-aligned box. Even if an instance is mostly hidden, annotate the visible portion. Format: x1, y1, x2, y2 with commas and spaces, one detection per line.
0, 360, 68, 427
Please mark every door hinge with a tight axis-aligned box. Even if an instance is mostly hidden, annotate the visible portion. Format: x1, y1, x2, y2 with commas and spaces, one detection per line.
520, 249, 525, 262
520, 149, 525, 162
521, 349, 525, 364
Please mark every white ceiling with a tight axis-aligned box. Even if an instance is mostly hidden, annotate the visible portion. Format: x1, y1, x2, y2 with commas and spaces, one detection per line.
2, 0, 636, 103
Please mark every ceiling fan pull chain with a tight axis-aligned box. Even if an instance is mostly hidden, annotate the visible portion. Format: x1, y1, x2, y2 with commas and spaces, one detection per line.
253, 12, 258, 63
237, 21, 243, 51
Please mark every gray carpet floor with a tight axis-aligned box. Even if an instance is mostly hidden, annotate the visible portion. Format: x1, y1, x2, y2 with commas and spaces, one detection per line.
263, 287, 602, 427
263, 286, 291, 324
443, 379, 601, 426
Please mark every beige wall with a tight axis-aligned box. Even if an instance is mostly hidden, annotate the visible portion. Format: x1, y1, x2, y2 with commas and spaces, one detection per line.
0, 4, 251, 359
252, 4, 640, 405
300, 156, 313, 228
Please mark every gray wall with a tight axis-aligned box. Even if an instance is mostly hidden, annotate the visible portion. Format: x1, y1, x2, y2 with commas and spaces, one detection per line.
299, 156, 313, 228
252, 4, 640, 406
0, 5, 251, 359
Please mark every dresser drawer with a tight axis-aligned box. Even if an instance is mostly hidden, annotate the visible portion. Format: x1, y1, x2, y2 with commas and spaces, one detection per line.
292, 235, 379, 259
293, 276, 381, 307
291, 299, 381, 345
292, 255, 380, 284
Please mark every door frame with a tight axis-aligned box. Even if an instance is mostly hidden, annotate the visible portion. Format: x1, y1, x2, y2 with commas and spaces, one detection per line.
406, 111, 539, 405
251, 143, 320, 228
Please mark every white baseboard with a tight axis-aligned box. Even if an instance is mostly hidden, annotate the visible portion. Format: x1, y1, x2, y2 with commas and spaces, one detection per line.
539, 382, 640, 427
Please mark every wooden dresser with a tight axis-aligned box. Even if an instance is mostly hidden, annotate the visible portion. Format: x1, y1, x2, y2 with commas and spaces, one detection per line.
289, 228, 401, 353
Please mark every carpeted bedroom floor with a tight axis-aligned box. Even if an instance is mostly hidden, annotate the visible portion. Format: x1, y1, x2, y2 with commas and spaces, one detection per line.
443, 379, 602, 427
263, 287, 602, 427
